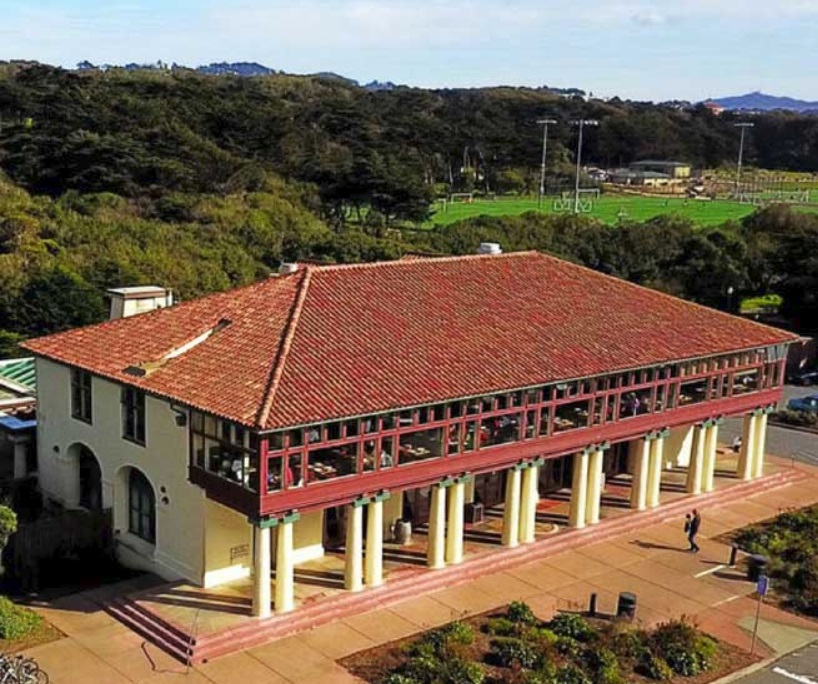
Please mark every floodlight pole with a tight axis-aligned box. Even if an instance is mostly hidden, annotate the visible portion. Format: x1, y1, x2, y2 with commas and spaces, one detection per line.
571, 119, 598, 214
537, 118, 557, 209
735, 122, 754, 195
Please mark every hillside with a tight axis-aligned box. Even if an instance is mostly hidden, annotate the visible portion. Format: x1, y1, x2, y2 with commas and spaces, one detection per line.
710, 91, 818, 113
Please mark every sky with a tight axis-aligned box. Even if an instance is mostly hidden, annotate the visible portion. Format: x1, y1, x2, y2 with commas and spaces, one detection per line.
1, 0, 817, 102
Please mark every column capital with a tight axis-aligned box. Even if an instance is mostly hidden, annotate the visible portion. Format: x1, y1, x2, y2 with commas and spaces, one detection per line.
581, 441, 609, 455
351, 496, 371, 509
371, 490, 391, 503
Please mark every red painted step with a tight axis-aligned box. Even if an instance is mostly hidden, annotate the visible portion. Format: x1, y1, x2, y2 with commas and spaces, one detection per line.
107, 468, 809, 664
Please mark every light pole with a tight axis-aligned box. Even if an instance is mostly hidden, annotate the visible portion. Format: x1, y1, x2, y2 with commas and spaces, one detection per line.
571, 119, 598, 214
727, 285, 735, 312
537, 118, 557, 209
735, 122, 754, 195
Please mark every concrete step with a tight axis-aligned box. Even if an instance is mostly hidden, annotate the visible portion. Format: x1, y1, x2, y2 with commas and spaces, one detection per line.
105, 598, 193, 663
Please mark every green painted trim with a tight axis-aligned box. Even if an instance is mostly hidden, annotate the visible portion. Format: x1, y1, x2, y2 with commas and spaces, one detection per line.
437, 477, 456, 488
712, 417, 725, 426
281, 511, 301, 525
763, 406, 775, 415
455, 473, 473, 484
372, 491, 391, 503
254, 516, 279, 529
352, 496, 371, 508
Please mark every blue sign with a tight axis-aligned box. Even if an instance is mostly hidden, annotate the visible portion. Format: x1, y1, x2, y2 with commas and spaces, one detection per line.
757, 575, 769, 596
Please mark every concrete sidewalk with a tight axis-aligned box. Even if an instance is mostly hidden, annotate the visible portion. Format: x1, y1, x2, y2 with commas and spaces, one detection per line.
23, 471, 818, 684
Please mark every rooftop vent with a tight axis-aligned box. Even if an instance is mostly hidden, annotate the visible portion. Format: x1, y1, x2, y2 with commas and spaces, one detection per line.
107, 286, 173, 320
279, 263, 300, 275
477, 242, 502, 255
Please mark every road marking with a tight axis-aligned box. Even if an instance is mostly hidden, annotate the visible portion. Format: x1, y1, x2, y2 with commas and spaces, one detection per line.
772, 666, 817, 684
694, 564, 726, 578
713, 594, 742, 607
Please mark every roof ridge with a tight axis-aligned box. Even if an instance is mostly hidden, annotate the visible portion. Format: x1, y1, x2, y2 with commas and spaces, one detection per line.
255, 267, 314, 428
312, 250, 539, 273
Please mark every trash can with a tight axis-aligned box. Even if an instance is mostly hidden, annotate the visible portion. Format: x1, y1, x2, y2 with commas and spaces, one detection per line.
617, 592, 637, 619
394, 519, 412, 546
747, 554, 768, 582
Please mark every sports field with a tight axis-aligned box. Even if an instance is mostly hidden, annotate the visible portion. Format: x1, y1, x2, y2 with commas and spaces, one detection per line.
427, 195, 817, 227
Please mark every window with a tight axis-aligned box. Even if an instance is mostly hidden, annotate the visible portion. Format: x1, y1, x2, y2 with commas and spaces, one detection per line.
128, 469, 155, 543
71, 368, 93, 423
122, 387, 146, 444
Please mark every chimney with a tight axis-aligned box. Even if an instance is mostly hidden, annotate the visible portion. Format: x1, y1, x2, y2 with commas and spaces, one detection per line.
278, 263, 300, 275
107, 286, 174, 320
477, 242, 502, 255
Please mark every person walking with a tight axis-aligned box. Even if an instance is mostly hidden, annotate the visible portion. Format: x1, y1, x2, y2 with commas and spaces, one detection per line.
688, 508, 701, 553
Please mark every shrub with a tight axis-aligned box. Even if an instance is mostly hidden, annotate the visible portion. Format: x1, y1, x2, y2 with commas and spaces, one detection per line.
584, 647, 624, 684
612, 628, 649, 659
383, 674, 419, 684
413, 620, 475, 656
437, 620, 475, 646
485, 617, 518, 636
637, 653, 674, 681
0, 597, 42, 640
554, 664, 591, 684
554, 636, 582, 658
490, 637, 543, 669
508, 601, 538, 626
650, 619, 716, 676
443, 657, 485, 684
549, 613, 595, 642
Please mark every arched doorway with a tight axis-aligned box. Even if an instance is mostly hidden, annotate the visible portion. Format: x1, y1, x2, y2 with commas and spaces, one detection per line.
127, 469, 156, 544
77, 445, 102, 510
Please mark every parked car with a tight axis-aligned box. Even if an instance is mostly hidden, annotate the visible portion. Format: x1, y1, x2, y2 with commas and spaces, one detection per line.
787, 394, 818, 412
789, 368, 818, 386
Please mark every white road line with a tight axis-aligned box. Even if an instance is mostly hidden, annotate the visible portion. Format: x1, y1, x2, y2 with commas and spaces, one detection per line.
713, 594, 742, 607
694, 564, 726, 578
772, 666, 817, 684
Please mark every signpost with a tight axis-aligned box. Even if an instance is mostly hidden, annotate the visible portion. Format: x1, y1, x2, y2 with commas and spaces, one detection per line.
750, 575, 769, 655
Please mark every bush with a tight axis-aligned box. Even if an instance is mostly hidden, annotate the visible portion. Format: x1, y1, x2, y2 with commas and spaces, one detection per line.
649, 620, 716, 676
485, 617, 518, 636
490, 637, 543, 669
612, 628, 649, 659
508, 601, 538, 626
549, 613, 595, 642
0, 597, 42, 640
443, 658, 485, 684
412, 620, 475, 657
554, 636, 582, 658
383, 674, 419, 684
554, 664, 591, 684
637, 653, 674, 681
584, 647, 624, 684
403, 652, 485, 684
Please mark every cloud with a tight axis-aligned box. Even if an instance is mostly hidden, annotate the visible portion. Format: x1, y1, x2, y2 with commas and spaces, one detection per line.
631, 10, 666, 26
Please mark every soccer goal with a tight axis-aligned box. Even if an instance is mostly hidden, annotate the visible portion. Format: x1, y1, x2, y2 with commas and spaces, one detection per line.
449, 192, 474, 204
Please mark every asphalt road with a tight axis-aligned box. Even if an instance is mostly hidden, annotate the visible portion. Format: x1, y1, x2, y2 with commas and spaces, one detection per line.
720, 385, 818, 467
736, 640, 818, 683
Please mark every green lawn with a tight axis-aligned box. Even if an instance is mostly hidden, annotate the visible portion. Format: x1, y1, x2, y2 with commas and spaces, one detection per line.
427, 195, 815, 227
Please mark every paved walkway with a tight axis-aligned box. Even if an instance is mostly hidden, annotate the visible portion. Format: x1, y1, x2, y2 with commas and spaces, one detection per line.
22, 471, 818, 684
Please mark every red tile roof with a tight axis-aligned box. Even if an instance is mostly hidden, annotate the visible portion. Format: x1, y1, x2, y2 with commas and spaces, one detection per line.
23, 252, 796, 430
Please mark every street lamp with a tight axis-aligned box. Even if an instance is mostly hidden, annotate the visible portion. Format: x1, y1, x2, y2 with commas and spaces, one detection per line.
727, 285, 735, 312
571, 119, 598, 214
735, 122, 754, 195
537, 118, 557, 209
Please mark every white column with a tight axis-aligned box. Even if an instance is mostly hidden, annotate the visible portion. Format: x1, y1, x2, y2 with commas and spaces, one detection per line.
686, 426, 706, 495
365, 498, 384, 588
251, 525, 272, 618
445, 481, 465, 565
737, 414, 757, 481
647, 437, 664, 508
344, 503, 364, 592
630, 439, 650, 511
752, 412, 768, 479
702, 424, 718, 492
585, 449, 604, 525
501, 468, 521, 547
464, 477, 476, 505
569, 452, 589, 528
274, 519, 295, 614
427, 485, 447, 569
12, 441, 27, 480
519, 466, 538, 543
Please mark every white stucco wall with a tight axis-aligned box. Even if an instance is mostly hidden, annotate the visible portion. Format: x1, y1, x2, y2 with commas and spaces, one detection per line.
203, 499, 253, 588
34, 358, 206, 584
665, 425, 695, 467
